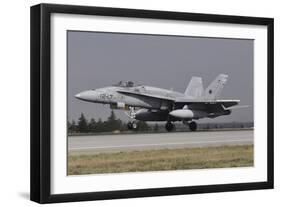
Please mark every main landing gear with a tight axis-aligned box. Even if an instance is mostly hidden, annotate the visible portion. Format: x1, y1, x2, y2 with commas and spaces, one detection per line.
183, 120, 197, 131
165, 122, 175, 132
189, 121, 197, 131
165, 121, 197, 132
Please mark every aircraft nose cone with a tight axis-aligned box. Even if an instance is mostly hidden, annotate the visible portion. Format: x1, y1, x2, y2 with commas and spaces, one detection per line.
75, 92, 86, 100
75, 90, 94, 101
75, 90, 102, 102
75, 93, 81, 99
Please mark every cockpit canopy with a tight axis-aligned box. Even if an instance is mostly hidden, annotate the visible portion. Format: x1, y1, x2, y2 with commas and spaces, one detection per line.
114, 81, 136, 88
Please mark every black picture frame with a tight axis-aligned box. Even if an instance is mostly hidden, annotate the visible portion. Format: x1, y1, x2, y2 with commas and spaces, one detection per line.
30, 3, 274, 204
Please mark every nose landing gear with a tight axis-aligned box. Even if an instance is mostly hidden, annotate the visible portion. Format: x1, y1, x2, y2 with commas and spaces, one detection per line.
127, 121, 138, 130
125, 107, 138, 130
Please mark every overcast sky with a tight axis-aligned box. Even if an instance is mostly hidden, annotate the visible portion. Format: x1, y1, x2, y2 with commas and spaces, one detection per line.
67, 31, 253, 123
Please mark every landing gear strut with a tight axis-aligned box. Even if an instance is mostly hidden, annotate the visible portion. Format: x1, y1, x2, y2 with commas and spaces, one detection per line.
189, 121, 197, 131
126, 107, 138, 130
165, 122, 175, 132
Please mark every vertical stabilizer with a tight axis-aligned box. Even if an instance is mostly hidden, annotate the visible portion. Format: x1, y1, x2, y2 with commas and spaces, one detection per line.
185, 76, 204, 98
204, 74, 228, 100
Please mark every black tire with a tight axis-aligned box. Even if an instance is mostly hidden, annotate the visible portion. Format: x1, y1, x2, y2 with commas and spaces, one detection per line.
189, 121, 197, 131
127, 122, 138, 130
165, 122, 174, 132
127, 122, 133, 130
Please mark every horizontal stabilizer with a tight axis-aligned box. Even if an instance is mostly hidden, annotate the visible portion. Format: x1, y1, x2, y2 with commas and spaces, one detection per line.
223, 105, 250, 110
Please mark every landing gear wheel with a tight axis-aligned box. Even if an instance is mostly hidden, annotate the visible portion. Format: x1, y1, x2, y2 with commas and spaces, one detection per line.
127, 121, 137, 130
165, 122, 174, 132
189, 121, 197, 131
132, 121, 137, 129
127, 122, 133, 130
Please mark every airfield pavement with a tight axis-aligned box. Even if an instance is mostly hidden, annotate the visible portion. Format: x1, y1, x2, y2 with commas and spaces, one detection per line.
68, 129, 253, 154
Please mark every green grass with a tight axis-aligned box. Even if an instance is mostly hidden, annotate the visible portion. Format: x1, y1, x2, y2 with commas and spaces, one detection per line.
68, 145, 253, 175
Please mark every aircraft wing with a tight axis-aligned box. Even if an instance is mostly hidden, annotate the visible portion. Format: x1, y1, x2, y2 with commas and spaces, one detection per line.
117, 89, 175, 101
175, 98, 239, 106
174, 99, 240, 111
117, 89, 240, 111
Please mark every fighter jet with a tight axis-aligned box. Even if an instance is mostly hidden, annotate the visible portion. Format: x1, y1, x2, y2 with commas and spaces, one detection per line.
75, 74, 244, 132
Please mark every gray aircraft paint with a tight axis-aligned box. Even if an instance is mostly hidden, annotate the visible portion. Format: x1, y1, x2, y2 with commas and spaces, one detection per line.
75, 75, 238, 126
68, 31, 253, 123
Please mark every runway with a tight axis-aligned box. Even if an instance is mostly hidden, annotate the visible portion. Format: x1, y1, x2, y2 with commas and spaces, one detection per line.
68, 129, 253, 154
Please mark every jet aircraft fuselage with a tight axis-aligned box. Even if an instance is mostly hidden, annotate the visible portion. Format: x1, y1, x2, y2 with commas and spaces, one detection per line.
75, 75, 241, 131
